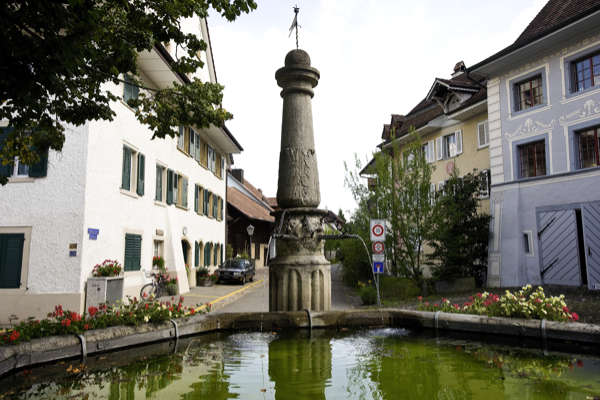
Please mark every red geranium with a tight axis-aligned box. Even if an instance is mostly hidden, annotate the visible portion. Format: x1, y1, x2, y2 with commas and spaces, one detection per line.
9, 330, 20, 342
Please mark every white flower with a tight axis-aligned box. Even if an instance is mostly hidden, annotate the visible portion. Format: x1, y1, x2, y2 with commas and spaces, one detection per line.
144, 316, 149, 322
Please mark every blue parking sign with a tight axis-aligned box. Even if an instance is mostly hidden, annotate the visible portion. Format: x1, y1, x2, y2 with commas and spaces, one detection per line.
373, 262, 384, 274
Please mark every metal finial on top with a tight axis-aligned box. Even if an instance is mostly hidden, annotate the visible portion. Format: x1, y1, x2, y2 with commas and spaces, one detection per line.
288, 5, 300, 49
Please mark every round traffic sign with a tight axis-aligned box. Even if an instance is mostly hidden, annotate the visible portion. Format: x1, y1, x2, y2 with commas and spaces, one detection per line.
372, 241, 384, 254
372, 224, 384, 237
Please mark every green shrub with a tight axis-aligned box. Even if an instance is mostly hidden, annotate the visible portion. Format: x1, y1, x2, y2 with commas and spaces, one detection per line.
359, 286, 378, 305
380, 276, 420, 300
338, 239, 371, 287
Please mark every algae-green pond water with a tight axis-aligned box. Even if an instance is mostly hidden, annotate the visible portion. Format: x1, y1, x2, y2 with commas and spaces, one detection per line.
1, 328, 599, 399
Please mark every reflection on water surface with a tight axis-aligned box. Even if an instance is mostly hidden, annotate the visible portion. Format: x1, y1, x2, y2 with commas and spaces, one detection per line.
1, 328, 600, 399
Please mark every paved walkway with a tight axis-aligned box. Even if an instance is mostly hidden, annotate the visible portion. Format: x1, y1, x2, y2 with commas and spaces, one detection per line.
175, 268, 268, 312
205, 263, 361, 313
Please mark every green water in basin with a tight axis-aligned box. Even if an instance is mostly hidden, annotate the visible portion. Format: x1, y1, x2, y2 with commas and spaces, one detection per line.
1, 328, 599, 399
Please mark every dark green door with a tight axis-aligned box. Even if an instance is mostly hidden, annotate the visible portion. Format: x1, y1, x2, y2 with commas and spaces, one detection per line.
0, 234, 25, 288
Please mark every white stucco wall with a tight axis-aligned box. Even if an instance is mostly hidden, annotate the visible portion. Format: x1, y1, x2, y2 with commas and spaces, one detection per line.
81, 90, 227, 297
0, 17, 229, 322
0, 123, 89, 294
0, 123, 89, 322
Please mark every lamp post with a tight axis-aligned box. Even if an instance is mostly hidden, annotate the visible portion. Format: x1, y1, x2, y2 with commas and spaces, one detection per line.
246, 224, 254, 259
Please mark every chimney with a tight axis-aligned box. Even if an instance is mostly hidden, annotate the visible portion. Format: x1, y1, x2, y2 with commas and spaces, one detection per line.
231, 168, 244, 183
452, 61, 466, 77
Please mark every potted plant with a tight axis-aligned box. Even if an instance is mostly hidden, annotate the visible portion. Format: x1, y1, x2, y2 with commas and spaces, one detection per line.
152, 256, 165, 271
166, 276, 178, 296
87, 259, 124, 308
196, 267, 212, 287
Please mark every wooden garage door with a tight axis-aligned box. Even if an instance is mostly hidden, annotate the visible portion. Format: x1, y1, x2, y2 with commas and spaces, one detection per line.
538, 209, 581, 286
583, 201, 600, 290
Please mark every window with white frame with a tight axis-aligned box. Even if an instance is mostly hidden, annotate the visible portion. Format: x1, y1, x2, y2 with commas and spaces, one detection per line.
571, 51, 600, 92
121, 145, 145, 196
207, 145, 216, 173
155, 164, 166, 202
436, 131, 462, 160
517, 140, 546, 178
153, 239, 164, 258
514, 75, 543, 112
0, 127, 48, 179
576, 125, 599, 169
422, 140, 435, 163
477, 121, 489, 148
177, 126, 185, 151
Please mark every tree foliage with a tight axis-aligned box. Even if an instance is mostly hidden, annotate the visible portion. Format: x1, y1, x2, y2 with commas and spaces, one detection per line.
344, 130, 435, 285
427, 169, 490, 284
0, 0, 256, 184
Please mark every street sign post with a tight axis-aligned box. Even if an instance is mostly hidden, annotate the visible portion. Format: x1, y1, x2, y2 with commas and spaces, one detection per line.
373, 262, 384, 274
370, 219, 386, 241
372, 241, 384, 254
372, 254, 385, 263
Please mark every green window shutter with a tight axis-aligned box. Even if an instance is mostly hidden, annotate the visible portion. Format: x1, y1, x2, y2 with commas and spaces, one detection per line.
203, 190, 209, 215
194, 185, 199, 212
213, 244, 218, 265
204, 243, 210, 266
124, 233, 142, 271
0, 128, 14, 178
221, 246, 223, 264
166, 169, 174, 204
194, 241, 199, 267
136, 153, 145, 196
189, 129, 195, 158
0, 234, 25, 289
182, 177, 188, 208
28, 146, 48, 178
121, 147, 131, 190
155, 165, 163, 201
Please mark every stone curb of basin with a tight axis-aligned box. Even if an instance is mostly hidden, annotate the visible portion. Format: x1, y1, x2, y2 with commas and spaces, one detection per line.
2, 309, 600, 377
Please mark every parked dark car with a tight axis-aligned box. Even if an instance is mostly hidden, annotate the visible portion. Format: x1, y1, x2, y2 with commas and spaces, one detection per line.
217, 258, 255, 284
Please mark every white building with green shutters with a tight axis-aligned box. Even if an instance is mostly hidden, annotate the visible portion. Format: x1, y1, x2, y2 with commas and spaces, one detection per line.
0, 18, 242, 323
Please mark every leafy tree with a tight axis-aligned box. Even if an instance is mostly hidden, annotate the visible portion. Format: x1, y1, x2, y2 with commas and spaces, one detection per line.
0, 0, 256, 184
427, 169, 490, 285
344, 130, 436, 286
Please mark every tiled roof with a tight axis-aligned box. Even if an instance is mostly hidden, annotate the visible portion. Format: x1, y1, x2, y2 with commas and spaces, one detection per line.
265, 197, 278, 208
514, 0, 600, 47
227, 187, 275, 223
470, 0, 600, 72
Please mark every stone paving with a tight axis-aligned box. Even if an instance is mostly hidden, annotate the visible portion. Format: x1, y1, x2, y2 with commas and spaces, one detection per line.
212, 264, 361, 313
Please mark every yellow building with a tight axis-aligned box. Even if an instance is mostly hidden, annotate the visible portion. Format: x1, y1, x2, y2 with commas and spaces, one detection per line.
373, 62, 490, 212
362, 62, 491, 278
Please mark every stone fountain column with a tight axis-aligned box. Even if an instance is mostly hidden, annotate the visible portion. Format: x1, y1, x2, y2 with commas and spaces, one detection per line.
269, 49, 331, 312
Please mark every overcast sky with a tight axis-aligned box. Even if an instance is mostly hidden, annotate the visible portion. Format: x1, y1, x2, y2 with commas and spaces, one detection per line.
208, 0, 547, 216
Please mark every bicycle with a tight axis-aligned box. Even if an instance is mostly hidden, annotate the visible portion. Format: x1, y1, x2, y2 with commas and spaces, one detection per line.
140, 271, 169, 299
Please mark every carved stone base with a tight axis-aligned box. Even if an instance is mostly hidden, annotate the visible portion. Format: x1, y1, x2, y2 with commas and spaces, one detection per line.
269, 260, 331, 312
